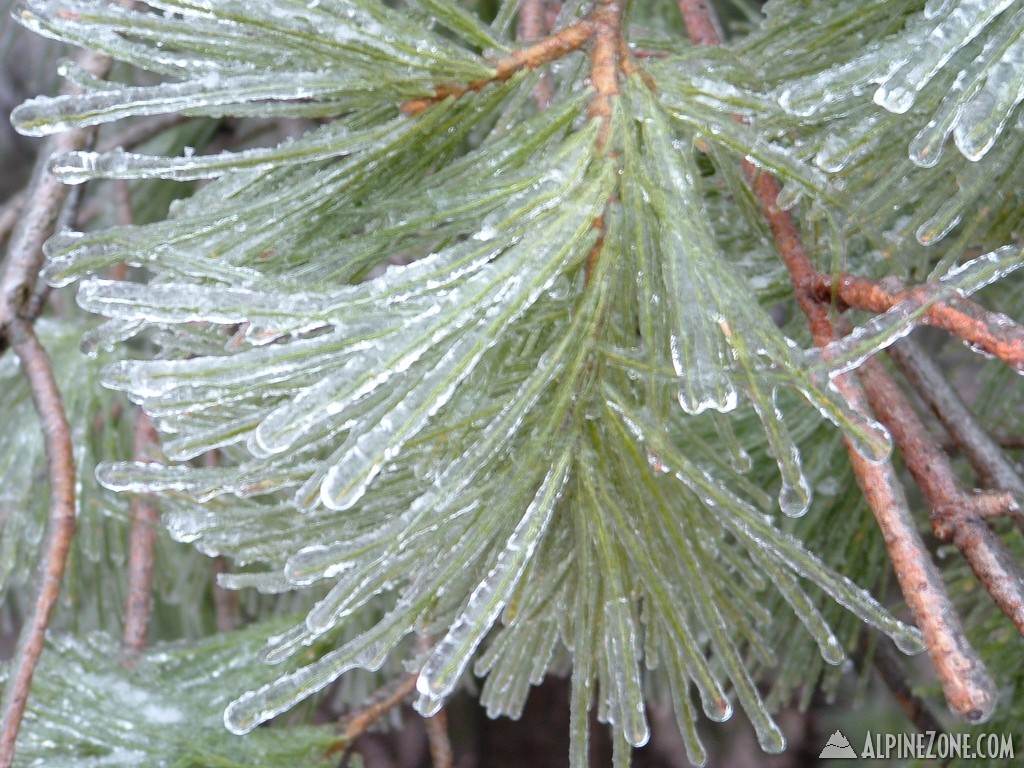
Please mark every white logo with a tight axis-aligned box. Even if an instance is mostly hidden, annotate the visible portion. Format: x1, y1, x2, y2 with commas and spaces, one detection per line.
819, 729, 858, 759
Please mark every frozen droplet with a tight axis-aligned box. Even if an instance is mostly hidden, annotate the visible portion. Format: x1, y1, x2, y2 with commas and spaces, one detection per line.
779, 478, 812, 517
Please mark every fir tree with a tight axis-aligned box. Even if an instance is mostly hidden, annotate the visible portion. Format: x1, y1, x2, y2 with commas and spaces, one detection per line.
0, 0, 1022, 765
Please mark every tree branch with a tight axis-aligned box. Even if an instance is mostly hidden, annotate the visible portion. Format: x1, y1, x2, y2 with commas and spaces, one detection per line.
812, 271, 1024, 372
0, 320, 77, 768
888, 338, 1024, 527
334, 674, 419, 749
0, 48, 114, 768
677, 0, 997, 725
517, 0, 555, 109
858, 356, 1024, 638
401, 20, 595, 115
122, 412, 161, 659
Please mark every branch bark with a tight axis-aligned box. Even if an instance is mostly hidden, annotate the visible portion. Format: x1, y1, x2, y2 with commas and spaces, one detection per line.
402, 21, 595, 115
0, 321, 77, 767
888, 338, 1024, 518
122, 412, 161, 659
813, 271, 1024, 372
677, 0, 997, 725
0, 48, 114, 768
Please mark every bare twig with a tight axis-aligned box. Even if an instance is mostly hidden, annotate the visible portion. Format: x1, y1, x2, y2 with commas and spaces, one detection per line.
424, 707, 454, 768
889, 338, 1024, 519
0, 48, 114, 768
338, 674, 419, 743
0, 194, 23, 247
0, 321, 77, 767
402, 20, 595, 115
812, 272, 1024, 372
517, 0, 555, 109
677, 0, 997, 725
122, 412, 161, 658
858, 357, 1024, 638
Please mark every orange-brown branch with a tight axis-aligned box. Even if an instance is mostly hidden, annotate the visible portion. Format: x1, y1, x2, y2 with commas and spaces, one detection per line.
812, 272, 1024, 372
586, 0, 622, 148
402, 20, 595, 115
679, 0, 998, 724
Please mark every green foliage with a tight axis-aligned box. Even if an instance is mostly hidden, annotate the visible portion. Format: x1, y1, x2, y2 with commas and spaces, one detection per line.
0, 619, 341, 766
3, 0, 1023, 765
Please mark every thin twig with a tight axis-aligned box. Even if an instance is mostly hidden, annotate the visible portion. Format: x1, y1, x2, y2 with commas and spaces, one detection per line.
338, 674, 419, 743
0, 321, 77, 767
677, 0, 997, 725
0, 48, 114, 768
423, 707, 454, 768
517, 0, 555, 109
0, 194, 23, 247
889, 338, 1024, 519
122, 411, 161, 659
402, 20, 595, 115
812, 271, 1024, 372
858, 357, 1024, 638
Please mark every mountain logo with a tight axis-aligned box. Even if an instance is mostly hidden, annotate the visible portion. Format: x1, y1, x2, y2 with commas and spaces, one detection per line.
819, 729, 858, 758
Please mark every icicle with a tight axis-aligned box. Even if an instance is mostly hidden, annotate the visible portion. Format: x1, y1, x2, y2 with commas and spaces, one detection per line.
603, 598, 650, 747
953, 31, 1024, 161
748, 547, 844, 665
709, 411, 752, 474
415, 449, 571, 707
319, 328, 488, 511
225, 607, 410, 734
663, 649, 708, 767
909, 73, 968, 167
609, 395, 925, 656
875, 0, 1015, 115
726, 325, 811, 516
46, 118, 398, 182
815, 113, 884, 173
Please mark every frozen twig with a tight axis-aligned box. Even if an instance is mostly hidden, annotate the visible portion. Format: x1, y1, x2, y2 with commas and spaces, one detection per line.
889, 338, 1024, 523
0, 320, 77, 767
122, 412, 161, 659
585, 0, 622, 149
678, 0, 997, 724
858, 357, 1024, 638
812, 271, 1024, 372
